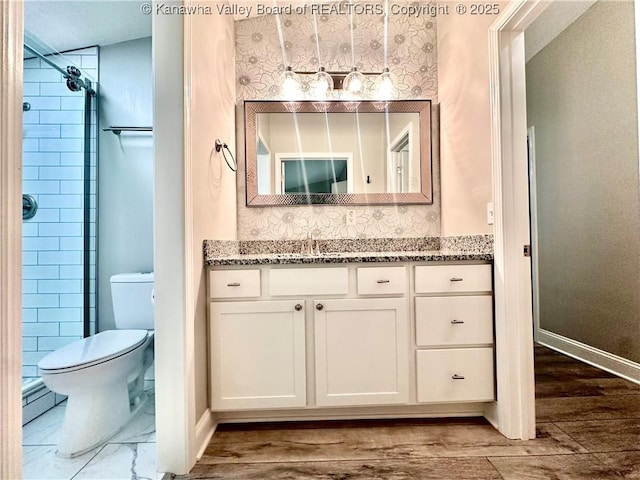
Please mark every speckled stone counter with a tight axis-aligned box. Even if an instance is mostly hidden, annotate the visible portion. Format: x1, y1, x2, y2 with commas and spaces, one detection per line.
204, 235, 493, 266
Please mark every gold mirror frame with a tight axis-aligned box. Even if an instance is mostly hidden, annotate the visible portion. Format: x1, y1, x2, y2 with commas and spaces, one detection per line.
244, 100, 433, 206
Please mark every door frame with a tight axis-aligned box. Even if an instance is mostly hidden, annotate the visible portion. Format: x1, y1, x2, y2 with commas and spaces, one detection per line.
485, 0, 553, 440
0, 1, 24, 477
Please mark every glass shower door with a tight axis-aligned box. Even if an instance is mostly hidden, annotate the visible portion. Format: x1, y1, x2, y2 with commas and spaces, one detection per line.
21, 38, 98, 415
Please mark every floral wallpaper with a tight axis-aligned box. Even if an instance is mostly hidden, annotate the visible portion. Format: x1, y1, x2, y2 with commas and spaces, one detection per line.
235, 4, 441, 240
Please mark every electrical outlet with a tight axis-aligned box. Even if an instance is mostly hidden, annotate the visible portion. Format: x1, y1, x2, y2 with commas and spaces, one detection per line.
346, 210, 356, 226
487, 202, 494, 225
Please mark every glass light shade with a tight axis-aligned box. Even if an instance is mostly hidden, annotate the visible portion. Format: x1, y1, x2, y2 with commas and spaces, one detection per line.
281, 66, 302, 99
343, 67, 366, 95
312, 67, 334, 99
375, 68, 394, 100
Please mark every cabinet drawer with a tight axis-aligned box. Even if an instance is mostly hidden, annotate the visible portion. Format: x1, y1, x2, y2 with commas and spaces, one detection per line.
357, 266, 406, 295
416, 348, 495, 403
415, 264, 492, 293
209, 269, 261, 298
270, 267, 348, 296
416, 296, 493, 347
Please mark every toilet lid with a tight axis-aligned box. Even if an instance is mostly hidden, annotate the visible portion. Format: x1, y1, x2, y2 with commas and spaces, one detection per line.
38, 329, 148, 372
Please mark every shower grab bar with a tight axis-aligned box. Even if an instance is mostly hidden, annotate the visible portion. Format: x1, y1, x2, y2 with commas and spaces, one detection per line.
103, 126, 153, 135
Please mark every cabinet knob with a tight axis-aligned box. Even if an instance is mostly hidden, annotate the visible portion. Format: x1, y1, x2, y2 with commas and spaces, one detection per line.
450, 277, 464, 282
294, 303, 303, 311
316, 303, 324, 311
452, 374, 465, 380
450, 319, 465, 325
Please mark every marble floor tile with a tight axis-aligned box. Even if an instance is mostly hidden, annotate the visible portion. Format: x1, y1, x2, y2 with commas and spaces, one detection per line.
594, 451, 640, 478
198, 420, 587, 465
188, 457, 503, 479
22, 404, 65, 446
488, 453, 624, 479
555, 419, 640, 453
73, 442, 157, 480
110, 393, 157, 443
22, 444, 102, 480
537, 395, 640, 423
536, 378, 640, 399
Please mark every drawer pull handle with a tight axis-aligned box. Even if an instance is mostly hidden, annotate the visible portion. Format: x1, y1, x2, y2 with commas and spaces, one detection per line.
450, 319, 465, 325
294, 304, 303, 311
316, 303, 324, 311
227, 282, 241, 287
450, 277, 464, 282
376, 279, 390, 284
452, 374, 465, 380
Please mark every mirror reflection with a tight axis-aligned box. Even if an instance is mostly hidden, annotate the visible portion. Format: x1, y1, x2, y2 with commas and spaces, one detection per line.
245, 101, 433, 206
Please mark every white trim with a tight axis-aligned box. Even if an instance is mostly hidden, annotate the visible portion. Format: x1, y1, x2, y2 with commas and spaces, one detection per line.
214, 403, 487, 423
153, 5, 196, 475
0, 1, 24, 477
538, 329, 640, 386
387, 123, 413, 193
527, 126, 541, 343
487, 0, 552, 440
195, 410, 218, 460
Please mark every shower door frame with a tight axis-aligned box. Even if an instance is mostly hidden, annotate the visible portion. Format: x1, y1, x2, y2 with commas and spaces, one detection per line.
20, 43, 98, 395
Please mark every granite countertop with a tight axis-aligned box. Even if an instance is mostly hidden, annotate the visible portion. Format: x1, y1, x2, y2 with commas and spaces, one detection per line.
204, 235, 493, 266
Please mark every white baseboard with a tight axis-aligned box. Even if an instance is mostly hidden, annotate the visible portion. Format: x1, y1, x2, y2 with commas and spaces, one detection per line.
538, 329, 640, 385
195, 409, 217, 461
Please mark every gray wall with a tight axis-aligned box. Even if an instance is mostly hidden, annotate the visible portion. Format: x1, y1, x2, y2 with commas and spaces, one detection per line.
527, 1, 640, 361
98, 37, 153, 331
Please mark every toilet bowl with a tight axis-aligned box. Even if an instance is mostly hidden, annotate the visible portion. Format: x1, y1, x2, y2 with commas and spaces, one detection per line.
38, 272, 155, 458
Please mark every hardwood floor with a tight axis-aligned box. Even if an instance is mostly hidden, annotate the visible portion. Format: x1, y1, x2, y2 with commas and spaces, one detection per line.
181, 346, 640, 479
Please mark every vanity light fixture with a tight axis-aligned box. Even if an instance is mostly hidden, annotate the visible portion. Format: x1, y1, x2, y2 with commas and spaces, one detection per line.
282, 66, 302, 98
312, 67, 334, 99
342, 66, 366, 95
280, 69, 392, 100
374, 67, 394, 100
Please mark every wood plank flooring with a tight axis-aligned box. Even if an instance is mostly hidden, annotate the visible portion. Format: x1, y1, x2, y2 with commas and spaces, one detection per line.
180, 346, 640, 479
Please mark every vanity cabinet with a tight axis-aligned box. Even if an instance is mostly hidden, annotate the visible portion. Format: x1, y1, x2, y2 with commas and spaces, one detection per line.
414, 264, 495, 404
209, 300, 306, 410
207, 261, 494, 417
314, 298, 408, 407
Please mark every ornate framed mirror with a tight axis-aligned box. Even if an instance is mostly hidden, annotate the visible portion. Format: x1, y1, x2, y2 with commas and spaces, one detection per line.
244, 100, 433, 206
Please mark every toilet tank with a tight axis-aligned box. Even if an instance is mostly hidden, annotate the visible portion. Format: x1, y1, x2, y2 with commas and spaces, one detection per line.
110, 272, 154, 330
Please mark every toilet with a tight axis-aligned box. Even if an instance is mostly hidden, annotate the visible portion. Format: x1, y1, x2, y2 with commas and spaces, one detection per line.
38, 272, 155, 458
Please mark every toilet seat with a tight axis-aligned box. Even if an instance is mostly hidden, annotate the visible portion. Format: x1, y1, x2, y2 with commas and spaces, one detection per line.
38, 329, 148, 374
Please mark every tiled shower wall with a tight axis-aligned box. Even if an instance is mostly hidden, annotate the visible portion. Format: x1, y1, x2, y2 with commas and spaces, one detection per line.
22, 46, 98, 385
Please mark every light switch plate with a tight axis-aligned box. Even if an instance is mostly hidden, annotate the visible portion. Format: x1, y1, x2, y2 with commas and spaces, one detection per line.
487, 202, 494, 225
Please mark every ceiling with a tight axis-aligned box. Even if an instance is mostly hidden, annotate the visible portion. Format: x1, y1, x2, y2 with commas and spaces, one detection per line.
24, 0, 152, 54
525, 0, 597, 62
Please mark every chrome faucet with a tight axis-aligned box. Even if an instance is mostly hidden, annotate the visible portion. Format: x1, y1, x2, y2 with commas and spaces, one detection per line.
300, 231, 319, 255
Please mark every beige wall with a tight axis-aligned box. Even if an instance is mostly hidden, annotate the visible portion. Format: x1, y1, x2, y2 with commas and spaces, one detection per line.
527, 1, 640, 361
190, 11, 237, 418
437, 6, 498, 236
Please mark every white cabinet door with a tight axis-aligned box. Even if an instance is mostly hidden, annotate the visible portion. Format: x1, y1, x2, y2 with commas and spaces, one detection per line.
314, 298, 409, 407
210, 300, 306, 410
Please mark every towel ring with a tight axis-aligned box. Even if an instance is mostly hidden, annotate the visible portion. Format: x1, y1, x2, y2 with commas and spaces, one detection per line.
215, 139, 237, 172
